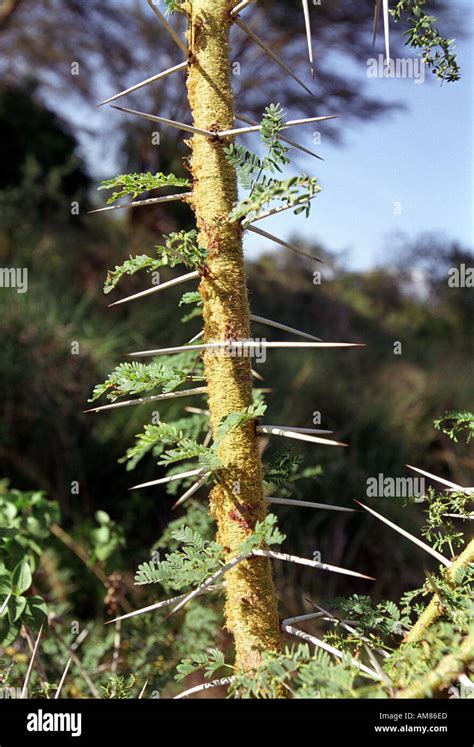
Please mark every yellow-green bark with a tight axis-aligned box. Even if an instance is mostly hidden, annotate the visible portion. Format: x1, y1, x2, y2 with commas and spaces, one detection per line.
185, 0, 283, 672
404, 539, 474, 645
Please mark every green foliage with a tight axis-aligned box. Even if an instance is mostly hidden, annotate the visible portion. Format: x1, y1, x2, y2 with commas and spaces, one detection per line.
90, 510, 125, 567
264, 450, 304, 485
230, 175, 320, 224
175, 648, 228, 681
214, 401, 266, 448
90, 352, 203, 402
226, 104, 320, 223
121, 414, 208, 471
434, 410, 474, 443
0, 483, 56, 644
101, 674, 137, 699
104, 231, 207, 293
98, 172, 189, 204
391, 1, 460, 81
134, 527, 224, 591
159, 438, 222, 474
230, 644, 357, 699
238, 513, 286, 555
179, 291, 203, 322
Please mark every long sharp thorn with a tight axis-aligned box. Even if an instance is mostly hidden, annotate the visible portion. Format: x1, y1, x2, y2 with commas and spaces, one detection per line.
127, 341, 364, 357
255, 549, 375, 580
234, 17, 313, 96
237, 113, 323, 160
244, 193, 319, 224
231, 0, 257, 15
283, 624, 380, 679
54, 657, 72, 699
302, 0, 315, 78
246, 225, 322, 262
373, 0, 381, 45
0, 591, 11, 615
187, 330, 204, 344
171, 554, 249, 616
262, 425, 332, 434
257, 425, 347, 448
266, 497, 355, 513
174, 677, 234, 700
138, 680, 148, 699
382, 0, 390, 63
130, 468, 206, 491
218, 115, 337, 139
355, 500, 452, 567
88, 193, 188, 214
83, 387, 207, 414
21, 624, 44, 699
172, 473, 210, 510
250, 313, 321, 341
251, 367, 265, 381
306, 599, 390, 659
406, 464, 471, 494
108, 270, 199, 307
110, 105, 214, 138
105, 586, 222, 625
98, 61, 187, 106
146, 0, 188, 54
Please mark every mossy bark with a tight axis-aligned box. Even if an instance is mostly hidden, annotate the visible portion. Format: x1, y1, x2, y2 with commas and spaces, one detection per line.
185, 0, 283, 673
404, 540, 474, 645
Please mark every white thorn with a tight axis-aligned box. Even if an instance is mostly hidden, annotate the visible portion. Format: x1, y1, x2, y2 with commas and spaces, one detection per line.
110, 105, 215, 138
243, 192, 319, 224
250, 313, 321, 341
254, 548, 374, 580
266, 496, 355, 513
99, 61, 188, 106
171, 554, 250, 616
84, 386, 207, 414
355, 500, 452, 567
138, 680, 148, 699
128, 341, 364, 357
146, 0, 188, 54
231, 0, 257, 15
88, 193, 188, 214
257, 424, 346, 448
382, 0, 390, 64
217, 115, 336, 139
174, 676, 235, 699
236, 113, 323, 160
246, 225, 322, 262
108, 270, 199, 307
106, 586, 222, 625
0, 591, 11, 615
302, 0, 315, 76
54, 657, 73, 699
406, 465, 472, 494
172, 473, 210, 510
234, 17, 313, 96
130, 468, 206, 491
21, 624, 44, 699
282, 624, 381, 679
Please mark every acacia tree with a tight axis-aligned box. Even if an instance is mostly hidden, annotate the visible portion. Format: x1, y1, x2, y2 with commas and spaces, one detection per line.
88, 0, 471, 698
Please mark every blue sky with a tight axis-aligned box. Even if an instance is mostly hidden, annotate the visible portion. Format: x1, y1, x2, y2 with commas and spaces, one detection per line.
245, 1, 473, 269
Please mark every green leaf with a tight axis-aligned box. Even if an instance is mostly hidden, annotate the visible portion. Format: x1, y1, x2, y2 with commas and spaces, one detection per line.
7, 594, 27, 623
98, 171, 190, 204
11, 560, 32, 596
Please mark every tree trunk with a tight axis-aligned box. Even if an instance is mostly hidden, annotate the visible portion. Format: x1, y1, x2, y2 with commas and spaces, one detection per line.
185, 0, 283, 673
